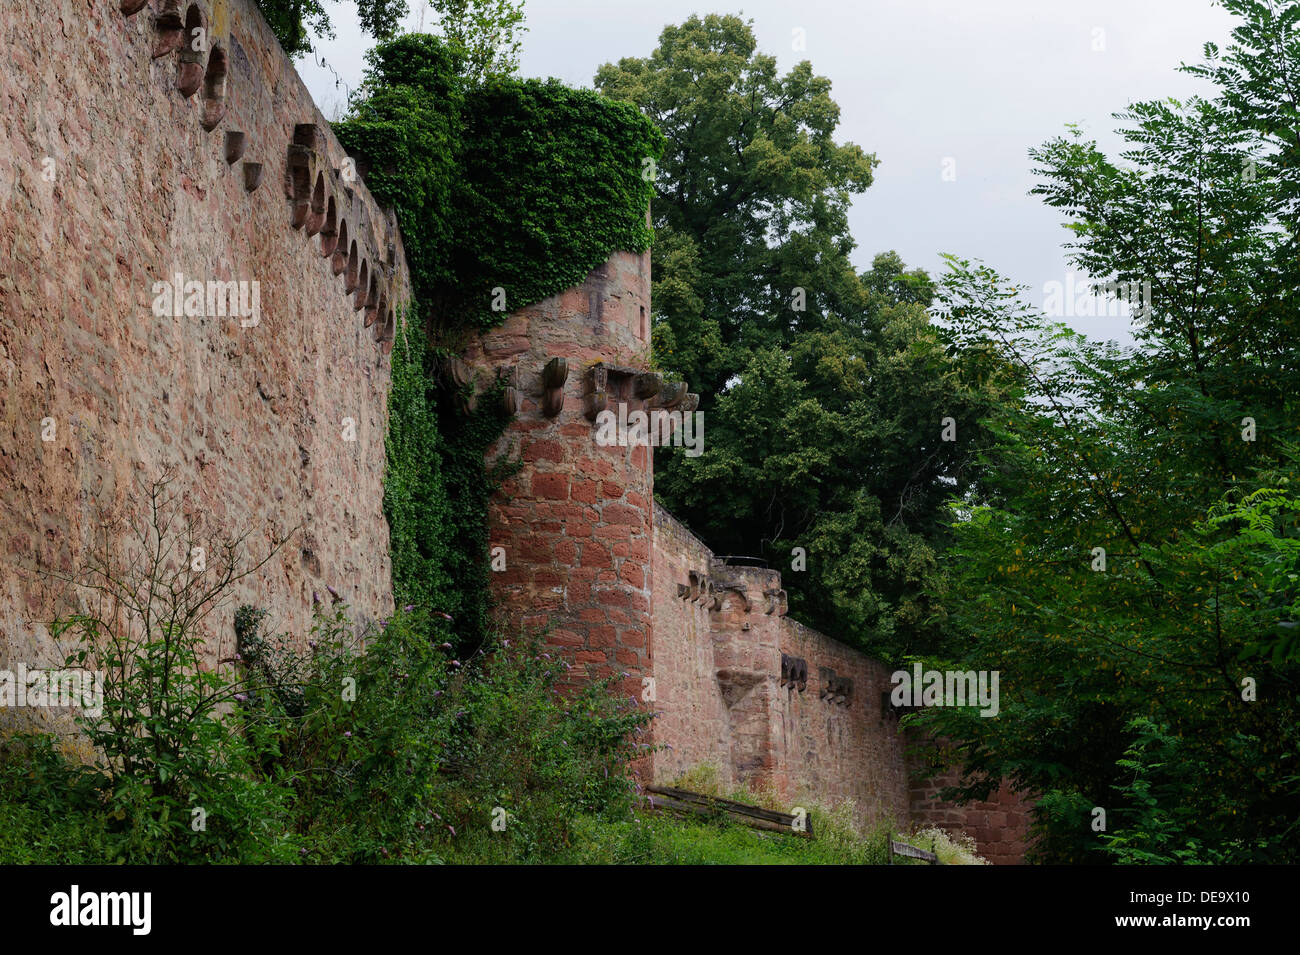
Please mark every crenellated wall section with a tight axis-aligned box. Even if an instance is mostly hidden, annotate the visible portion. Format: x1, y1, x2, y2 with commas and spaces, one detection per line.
649, 503, 1031, 860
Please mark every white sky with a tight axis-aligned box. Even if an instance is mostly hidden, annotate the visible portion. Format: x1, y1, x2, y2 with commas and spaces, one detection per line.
296, 0, 1240, 344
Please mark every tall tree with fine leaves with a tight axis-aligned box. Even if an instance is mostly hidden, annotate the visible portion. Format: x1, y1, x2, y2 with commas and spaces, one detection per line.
918, 0, 1300, 863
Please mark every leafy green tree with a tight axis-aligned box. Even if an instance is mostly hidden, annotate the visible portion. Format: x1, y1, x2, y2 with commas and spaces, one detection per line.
429, 0, 527, 79
595, 14, 877, 399
917, 0, 1300, 863
652, 253, 1008, 660
255, 0, 410, 57
597, 20, 1004, 660
254, 0, 525, 75
335, 33, 658, 649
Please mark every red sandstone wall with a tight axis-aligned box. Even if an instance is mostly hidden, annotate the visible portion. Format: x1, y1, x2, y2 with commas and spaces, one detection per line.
705, 564, 784, 793
777, 618, 912, 827
648, 507, 1028, 859
465, 251, 656, 702
649, 505, 732, 784
648, 506, 912, 830
907, 737, 1034, 865
0, 0, 404, 731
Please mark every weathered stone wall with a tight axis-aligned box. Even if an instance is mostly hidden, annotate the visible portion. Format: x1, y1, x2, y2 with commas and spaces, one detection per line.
648, 516, 1029, 859
468, 241, 1034, 861
648, 505, 732, 784
1, 0, 1033, 865
648, 509, 912, 829
0, 0, 405, 731
777, 617, 913, 826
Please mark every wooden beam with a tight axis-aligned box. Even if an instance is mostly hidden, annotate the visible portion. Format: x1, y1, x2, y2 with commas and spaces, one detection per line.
888, 835, 939, 864
643, 785, 813, 838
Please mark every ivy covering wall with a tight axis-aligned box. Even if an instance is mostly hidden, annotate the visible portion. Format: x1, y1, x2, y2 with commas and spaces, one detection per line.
334, 35, 662, 647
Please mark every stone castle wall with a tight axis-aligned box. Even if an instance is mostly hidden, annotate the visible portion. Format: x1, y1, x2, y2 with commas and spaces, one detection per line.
651, 504, 910, 829
650, 503, 1028, 858
474, 262, 1034, 861
2, 0, 1031, 862
464, 249, 660, 703
908, 739, 1033, 865
0, 0, 406, 731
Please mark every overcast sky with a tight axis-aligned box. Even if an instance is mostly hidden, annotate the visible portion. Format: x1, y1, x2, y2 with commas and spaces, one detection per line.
297, 0, 1239, 343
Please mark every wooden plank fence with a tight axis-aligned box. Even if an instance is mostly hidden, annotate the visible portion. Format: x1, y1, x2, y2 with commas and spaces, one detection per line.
642, 785, 813, 838
887, 833, 939, 864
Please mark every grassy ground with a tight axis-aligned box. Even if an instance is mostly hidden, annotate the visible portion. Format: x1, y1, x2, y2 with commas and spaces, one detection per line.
444, 808, 989, 865
444, 764, 990, 865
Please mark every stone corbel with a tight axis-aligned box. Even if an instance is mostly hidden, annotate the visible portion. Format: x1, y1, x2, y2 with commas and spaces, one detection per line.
705, 584, 722, 611
716, 668, 765, 709
582, 364, 609, 421
542, 357, 568, 417
286, 125, 330, 233
243, 162, 263, 193
286, 143, 314, 229
837, 676, 854, 707
763, 588, 788, 617
199, 48, 229, 130
780, 654, 808, 691
718, 582, 750, 613
632, 372, 662, 400
152, 2, 184, 59
500, 367, 520, 416
651, 381, 688, 409
441, 357, 477, 414
688, 571, 722, 609
224, 131, 246, 164
818, 668, 853, 707
177, 47, 204, 98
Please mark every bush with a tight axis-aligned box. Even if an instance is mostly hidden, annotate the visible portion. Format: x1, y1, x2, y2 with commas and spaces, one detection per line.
0, 477, 653, 864
270, 606, 650, 862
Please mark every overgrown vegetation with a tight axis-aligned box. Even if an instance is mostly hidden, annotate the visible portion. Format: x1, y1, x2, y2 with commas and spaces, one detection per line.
15, 0, 1296, 868
255, 0, 525, 74
255, 0, 409, 58
335, 33, 661, 332
0, 481, 650, 863
333, 33, 660, 651
575, 762, 987, 866
0, 479, 976, 865
0, 479, 920, 864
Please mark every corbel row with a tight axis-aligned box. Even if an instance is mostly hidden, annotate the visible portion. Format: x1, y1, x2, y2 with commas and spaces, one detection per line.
120, 1, 256, 188
677, 570, 722, 610
674, 571, 785, 619
285, 124, 398, 349
119, 5, 404, 348
673, 572, 759, 618
582, 362, 699, 422
465, 355, 700, 423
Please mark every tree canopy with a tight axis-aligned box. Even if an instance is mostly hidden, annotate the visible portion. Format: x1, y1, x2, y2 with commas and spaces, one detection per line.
917, 0, 1300, 863
596, 16, 1005, 662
